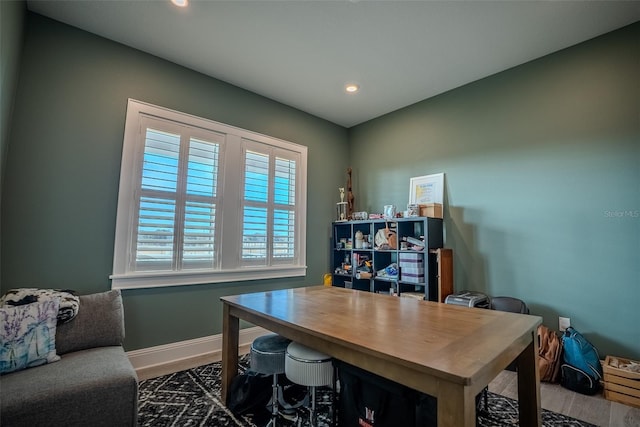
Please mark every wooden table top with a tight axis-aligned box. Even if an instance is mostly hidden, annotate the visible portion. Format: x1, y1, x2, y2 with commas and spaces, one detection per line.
221, 286, 542, 388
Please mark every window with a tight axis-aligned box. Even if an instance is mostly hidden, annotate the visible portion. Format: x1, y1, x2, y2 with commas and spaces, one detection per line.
240, 141, 299, 265
111, 100, 307, 289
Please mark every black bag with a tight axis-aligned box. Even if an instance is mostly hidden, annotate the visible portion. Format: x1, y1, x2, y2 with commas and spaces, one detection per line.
226, 371, 272, 416
337, 361, 417, 427
560, 363, 601, 395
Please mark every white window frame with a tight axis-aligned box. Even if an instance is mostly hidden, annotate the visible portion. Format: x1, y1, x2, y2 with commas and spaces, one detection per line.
110, 99, 307, 289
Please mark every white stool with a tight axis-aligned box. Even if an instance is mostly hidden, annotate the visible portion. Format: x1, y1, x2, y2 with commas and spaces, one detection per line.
250, 334, 292, 426
285, 342, 333, 426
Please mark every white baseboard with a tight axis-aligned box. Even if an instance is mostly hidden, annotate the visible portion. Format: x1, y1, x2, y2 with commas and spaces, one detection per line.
127, 326, 269, 377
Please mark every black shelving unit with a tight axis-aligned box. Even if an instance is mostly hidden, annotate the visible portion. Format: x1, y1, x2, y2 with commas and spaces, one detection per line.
331, 217, 446, 301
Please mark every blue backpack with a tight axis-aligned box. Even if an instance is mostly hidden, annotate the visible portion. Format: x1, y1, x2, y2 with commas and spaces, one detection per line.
561, 327, 603, 394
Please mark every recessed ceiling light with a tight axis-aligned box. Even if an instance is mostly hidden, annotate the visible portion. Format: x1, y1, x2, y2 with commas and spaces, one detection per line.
171, 0, 188, 7
345, 84, 360, 94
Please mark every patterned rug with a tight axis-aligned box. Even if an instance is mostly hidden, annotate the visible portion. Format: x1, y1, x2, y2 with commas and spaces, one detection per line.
138, 356, 596, 427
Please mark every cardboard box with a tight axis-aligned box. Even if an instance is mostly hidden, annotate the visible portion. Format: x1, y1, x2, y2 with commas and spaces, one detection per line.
603, 355, 640, 408
419, 203, 443, 219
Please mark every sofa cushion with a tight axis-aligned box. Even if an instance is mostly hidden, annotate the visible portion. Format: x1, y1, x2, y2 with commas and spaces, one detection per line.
0, 299, 61, 374
0, 288, 80, 324
55, 289, 125, 355
0, 346, 139, 426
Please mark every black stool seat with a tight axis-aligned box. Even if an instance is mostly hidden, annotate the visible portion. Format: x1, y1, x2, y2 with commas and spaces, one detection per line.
249, 333, 293, 427
250, 334, 292, 376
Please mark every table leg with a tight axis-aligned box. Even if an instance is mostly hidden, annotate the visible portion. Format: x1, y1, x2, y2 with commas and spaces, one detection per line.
516, 331, 542, 427
437, 381, 475, 427
221, 302, 239, 406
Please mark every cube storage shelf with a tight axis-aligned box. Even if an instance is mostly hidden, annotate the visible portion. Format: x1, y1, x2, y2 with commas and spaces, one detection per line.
331, 217, 453, 302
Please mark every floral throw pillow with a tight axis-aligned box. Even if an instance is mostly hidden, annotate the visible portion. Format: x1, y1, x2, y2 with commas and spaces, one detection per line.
0, 299, 61, 375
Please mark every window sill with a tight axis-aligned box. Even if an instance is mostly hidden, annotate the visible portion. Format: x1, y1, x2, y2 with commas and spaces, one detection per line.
110, 266, 307, 290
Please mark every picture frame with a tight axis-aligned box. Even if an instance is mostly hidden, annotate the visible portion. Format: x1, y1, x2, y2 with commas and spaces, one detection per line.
409, 173, 444, 205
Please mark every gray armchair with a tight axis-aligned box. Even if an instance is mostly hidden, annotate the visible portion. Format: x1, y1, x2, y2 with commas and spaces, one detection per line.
0, 289, 139, 426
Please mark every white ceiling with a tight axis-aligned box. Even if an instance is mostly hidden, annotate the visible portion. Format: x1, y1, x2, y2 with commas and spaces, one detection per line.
27, 1, 640, 128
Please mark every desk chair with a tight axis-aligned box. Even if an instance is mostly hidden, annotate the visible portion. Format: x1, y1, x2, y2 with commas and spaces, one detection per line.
490, 296, 530, 314
481, 296, 530, 414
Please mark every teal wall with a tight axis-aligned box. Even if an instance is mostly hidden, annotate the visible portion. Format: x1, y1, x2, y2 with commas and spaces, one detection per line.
0, 0, 26, 288
349, 23, 640, 359
1, 0, 25, 182
2, 11, 638, 360
1, 13, 349, 350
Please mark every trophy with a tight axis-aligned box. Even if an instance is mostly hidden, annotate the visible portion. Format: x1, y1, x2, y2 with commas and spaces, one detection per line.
336, 187, 347, 221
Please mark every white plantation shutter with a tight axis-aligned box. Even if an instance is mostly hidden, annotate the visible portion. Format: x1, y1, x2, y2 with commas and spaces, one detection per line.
135, 197, 176, 270
132, 118, 222, 272
182, 137, 219, 268
242, 150, 269, 263
134, 127, 180, 270
241, 142, 298, 266
111, 100, 306, 289
273, 157, 296, 260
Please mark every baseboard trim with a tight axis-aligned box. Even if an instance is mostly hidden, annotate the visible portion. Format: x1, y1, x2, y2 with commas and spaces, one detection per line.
127, 326, 269, 380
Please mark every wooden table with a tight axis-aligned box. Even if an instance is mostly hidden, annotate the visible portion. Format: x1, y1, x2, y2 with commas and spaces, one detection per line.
221, 286, 542, 427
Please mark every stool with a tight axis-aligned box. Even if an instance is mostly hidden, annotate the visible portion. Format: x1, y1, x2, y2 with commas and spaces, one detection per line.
250, 333, 292, 426
285, 342, 333, 426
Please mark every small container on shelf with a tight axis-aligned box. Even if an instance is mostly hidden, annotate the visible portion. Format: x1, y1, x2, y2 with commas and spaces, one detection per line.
355, 230, 364, 249
352, 211, 368, 220
419, 203, 443, 219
